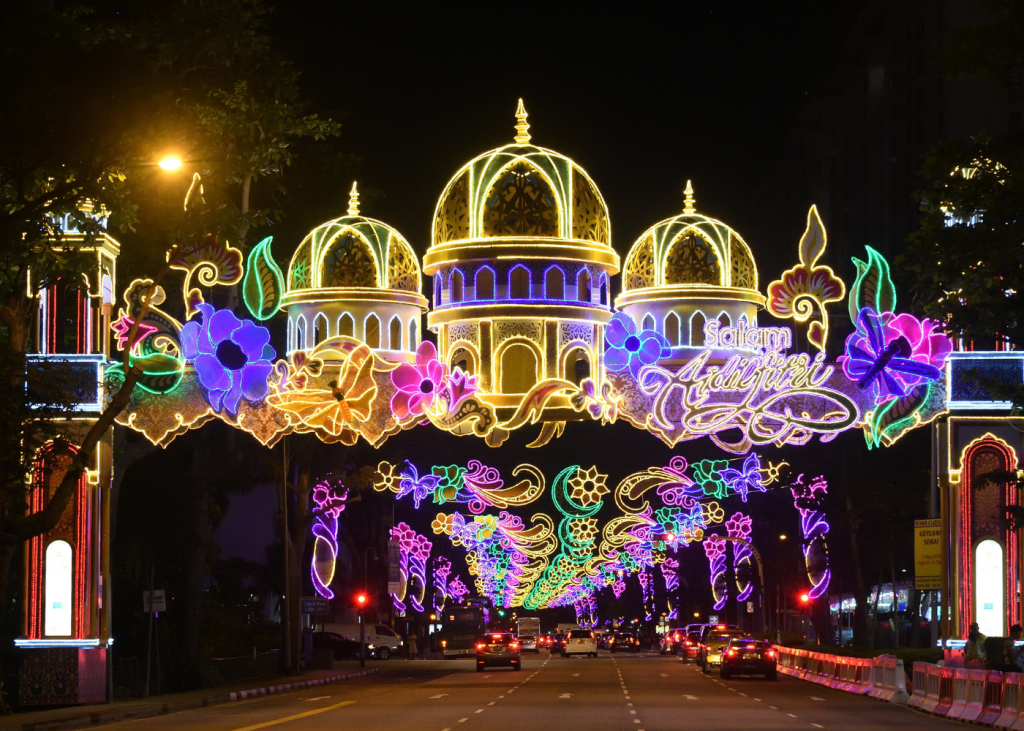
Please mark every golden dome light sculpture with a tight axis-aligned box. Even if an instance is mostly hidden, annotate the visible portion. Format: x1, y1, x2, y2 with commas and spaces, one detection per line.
424, 100, 620, 430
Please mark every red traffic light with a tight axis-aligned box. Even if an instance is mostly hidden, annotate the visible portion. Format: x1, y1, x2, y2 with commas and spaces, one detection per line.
355, 593, 367, 606
800, 593, 810, 603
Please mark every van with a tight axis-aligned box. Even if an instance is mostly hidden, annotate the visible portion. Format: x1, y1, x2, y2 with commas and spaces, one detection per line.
324, 622, 403, 659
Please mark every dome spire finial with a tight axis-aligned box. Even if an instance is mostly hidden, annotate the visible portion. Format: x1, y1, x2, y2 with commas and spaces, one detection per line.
514, 98, 531, 144
683, 180, 696, 214
347, 181, 360, 216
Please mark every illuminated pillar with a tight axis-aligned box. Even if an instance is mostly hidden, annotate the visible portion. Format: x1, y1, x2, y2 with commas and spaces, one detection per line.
480, 321, 493, 392
18, 205, 117, 705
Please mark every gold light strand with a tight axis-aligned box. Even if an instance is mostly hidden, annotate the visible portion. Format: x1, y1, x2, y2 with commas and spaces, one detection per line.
347, 181, 360, 217
514, 99, 531, 144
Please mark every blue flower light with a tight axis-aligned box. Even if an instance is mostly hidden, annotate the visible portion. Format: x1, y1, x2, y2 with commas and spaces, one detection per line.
604, 313, 670, 379
180, 303, 276, 415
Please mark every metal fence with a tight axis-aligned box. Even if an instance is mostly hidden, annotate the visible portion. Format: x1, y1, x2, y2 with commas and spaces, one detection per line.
208, 649, 280, 683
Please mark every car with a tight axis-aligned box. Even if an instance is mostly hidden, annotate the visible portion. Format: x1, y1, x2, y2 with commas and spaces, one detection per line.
519, 634, 539, 653
537, 635, 551, 651
660, 629, 686, 654
311, 631, 376, 660
720, 638, 777, 680
550, 634, 566, 653
679, 630, 702, 663
696, 623, 737, 662
609, 631, 640, 653
563, 629, 598, 657
476, 632, 521, 672
699, 628, 747, 672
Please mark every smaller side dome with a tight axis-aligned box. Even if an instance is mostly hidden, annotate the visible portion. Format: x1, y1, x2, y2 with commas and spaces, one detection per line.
281, 183, 427, 362
286, 183, 423, 295
621, 182, 758, 292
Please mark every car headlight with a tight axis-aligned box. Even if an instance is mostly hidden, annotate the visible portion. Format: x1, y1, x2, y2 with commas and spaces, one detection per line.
368, 644, 375, 649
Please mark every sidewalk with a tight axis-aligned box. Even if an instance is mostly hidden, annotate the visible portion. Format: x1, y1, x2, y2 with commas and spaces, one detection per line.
0, 665, 380, 731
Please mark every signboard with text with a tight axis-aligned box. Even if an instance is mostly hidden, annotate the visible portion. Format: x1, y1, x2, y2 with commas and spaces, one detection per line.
301, 597, 330, 615
914, 519, 942, 590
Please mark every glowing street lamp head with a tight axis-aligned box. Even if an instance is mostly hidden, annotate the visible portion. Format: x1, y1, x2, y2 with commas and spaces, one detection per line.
158, 156, 183, 172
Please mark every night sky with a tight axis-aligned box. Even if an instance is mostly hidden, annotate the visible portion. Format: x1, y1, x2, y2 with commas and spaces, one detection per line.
271, 2, 865, 268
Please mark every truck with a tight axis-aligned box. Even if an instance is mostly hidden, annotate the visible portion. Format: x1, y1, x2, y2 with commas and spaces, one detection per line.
517, 616, 540, 638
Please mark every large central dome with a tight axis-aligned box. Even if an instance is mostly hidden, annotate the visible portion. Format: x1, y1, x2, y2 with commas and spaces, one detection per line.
423, 102, 620, 420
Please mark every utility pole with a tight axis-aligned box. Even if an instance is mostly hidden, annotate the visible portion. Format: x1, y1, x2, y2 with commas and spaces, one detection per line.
719, 535, 768, 633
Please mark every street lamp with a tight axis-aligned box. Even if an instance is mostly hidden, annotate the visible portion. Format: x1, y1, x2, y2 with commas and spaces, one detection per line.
158, 156, 183, 171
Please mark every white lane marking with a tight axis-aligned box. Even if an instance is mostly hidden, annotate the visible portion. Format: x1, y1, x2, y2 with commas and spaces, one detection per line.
630, 710, 637, 715
811, 725, 823, 729
661, 673, 669, 677
753, 698, 761, 702
728, 688, 737, 692
769, 706, 778, 710
627, 703, 633, 707
498, 695, 504, 698
625, 695, 631, 699
428, 694, 449, 699
787, 713, 797, 718
488, 702, 495, 706
573, 673, 580, 677
738, 693, 747, 697
458, 720, 468, 724
301, 696, 330, 701
683, 695, 699, 700
634, 721, 641, 725
811, 696, 825, 701
559, 693, 573, 698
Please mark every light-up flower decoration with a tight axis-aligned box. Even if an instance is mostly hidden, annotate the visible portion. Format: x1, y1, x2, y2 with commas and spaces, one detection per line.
448, 576, 470, 604
310, 478, 348, 599
704, 535, 728, 611
790, 474, 831, 599
692, 459, 729, 500
567, 466, 610, 507
180, 303, 275, 414
604, 312, 671, 379
391, 340, 446, 419
841, 308, 949, 403
725, 512, 754, 601
569, 377, 620, 424
766, 206, 845, 351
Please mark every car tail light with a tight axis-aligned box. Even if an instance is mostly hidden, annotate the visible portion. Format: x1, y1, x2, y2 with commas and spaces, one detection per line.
673, 632, 680, 641
727, 649, 737, 657
510, 642, 519, 649
766, 650, 775, 659
477, 643, 486, 650
684, 640, 692, 646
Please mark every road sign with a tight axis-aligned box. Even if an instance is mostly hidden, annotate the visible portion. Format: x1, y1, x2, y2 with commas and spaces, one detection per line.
387, 540, 402, 594
301, 597, 330, 615
143, 590, 166, 613
709, 615, 718, 624
914, 518, 942, 590
746, 601, 755, 614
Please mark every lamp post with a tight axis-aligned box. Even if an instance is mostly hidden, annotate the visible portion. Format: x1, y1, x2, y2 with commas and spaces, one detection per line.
360, 548, 378, 668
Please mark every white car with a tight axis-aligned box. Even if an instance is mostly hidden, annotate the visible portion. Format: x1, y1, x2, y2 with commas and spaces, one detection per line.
562, 629, 598, 657
519, 634, 539, 652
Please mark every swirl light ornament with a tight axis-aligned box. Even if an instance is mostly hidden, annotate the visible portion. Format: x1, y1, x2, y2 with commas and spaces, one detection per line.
704, 535, 729, 611
725, 513, 754, 601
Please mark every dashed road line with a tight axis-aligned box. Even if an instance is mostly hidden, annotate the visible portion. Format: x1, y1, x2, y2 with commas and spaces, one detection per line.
788, 713, 798, 718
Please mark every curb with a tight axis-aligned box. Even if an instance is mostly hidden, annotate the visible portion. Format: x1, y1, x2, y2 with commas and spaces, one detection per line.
0, 668, 379, 731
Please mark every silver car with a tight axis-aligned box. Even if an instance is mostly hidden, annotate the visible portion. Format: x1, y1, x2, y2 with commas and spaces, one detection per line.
519, 634, 538, 652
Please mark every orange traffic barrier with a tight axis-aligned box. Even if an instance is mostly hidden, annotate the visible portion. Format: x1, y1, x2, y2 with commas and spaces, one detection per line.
934, 666, 956, 717
947, 667, 972, 719
960, 668, 990, 723
908, 661, 929, 708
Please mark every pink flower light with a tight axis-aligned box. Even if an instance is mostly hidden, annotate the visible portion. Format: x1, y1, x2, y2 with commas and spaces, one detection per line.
390, 341, 447, 419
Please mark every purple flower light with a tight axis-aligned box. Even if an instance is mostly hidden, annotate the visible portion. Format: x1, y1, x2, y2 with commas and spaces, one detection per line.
180, 303, 275, 414
841, 308, 950, 403
605, 313, 670, 379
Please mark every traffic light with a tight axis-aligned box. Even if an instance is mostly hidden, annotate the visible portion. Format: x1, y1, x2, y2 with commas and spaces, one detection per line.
799, 592, 810, 604
498, 610, 505, 617
355, 592, 367, 607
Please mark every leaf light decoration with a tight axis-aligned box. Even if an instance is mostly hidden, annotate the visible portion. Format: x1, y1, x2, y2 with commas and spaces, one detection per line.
242, 236, 284, 320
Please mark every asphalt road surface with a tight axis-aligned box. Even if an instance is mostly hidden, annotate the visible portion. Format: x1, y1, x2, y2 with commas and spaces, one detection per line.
97, 652, 962, 731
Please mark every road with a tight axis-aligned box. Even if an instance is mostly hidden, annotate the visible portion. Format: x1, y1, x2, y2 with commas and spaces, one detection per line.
97, 652, 961, 731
